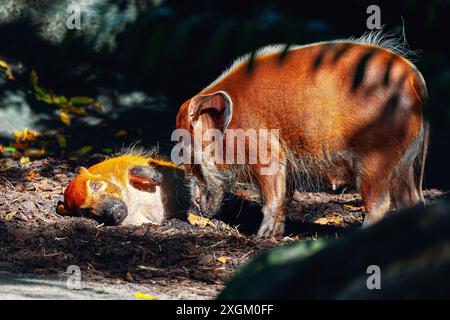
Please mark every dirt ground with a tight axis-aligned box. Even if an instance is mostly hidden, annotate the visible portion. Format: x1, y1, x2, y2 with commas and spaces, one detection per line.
0, 157, 445, 299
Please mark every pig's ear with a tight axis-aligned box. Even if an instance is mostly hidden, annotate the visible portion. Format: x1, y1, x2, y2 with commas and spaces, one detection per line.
56, 201, 70, 216
188, 91, 233, 131
76, 166, 92, 176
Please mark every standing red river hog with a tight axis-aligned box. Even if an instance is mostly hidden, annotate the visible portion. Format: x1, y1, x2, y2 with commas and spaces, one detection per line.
174, 31, 429, 237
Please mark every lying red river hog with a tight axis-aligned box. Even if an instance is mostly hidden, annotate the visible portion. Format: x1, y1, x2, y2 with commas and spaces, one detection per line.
57, 154, 187, 226
175, 31, 429, 237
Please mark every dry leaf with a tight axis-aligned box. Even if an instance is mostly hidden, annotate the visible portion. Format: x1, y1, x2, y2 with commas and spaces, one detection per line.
134, 292, 157, 300
4, 211, 17, 221
19, 156, 30, 164
13, 128, 40, 143
314, 216, 344, 225
187, 212, 216, 228
217, 256, 227, 264
26, 170, 39, 180
344, 204, 364, 212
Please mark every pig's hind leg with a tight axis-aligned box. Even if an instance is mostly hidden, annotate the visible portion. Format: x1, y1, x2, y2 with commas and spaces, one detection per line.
389, 165, 420, 210
359, 153, 398, 228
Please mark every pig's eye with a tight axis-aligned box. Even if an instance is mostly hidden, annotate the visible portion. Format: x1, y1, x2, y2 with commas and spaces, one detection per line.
90, 181, 103, 192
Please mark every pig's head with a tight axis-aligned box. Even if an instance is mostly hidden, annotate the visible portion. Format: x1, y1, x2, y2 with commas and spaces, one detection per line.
176, 90, 233, 218
185, 164, 226, 218
57, 162, 164, 226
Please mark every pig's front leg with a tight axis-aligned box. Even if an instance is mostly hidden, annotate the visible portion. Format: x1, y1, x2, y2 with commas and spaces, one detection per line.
256, 168, 287, 237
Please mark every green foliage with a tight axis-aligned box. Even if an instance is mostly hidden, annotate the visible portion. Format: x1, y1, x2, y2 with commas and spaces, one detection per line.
30, 70, 102, 126
219, 239, 329, 300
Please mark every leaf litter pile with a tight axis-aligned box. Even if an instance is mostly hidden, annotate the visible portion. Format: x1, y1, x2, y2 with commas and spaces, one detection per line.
0, 157, 445, 298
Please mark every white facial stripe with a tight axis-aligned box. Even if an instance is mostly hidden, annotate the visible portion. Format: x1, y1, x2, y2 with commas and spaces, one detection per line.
108, 175, 126, 199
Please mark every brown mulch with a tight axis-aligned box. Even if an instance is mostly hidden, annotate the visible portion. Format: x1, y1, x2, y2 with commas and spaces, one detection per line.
0, 157, 446, 298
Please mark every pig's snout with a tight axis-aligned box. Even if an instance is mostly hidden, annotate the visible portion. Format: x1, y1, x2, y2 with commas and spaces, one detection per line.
95, 196, 128, 225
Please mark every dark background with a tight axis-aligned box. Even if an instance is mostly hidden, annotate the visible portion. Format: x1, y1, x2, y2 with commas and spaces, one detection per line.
0, 0, 449, 189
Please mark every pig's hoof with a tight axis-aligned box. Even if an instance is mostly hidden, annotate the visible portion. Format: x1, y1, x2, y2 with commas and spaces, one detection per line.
256, 220, 285, 238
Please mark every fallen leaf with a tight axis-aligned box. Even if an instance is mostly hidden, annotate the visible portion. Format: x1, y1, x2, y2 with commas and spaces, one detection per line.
344, 204, 364, 212
187, 212, 216, 228
4, 211, 17, 221
217, 256, 227, 264
134, 292, 157, 300
0, 159, 14, 169
26, 170, 39, 180
216, 220, 241, 236
13, 128, 40, 143
314, 216, 344, 225
19, 156, 30, 164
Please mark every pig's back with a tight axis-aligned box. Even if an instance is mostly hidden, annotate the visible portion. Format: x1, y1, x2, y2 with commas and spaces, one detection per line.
205, 40, 425, 156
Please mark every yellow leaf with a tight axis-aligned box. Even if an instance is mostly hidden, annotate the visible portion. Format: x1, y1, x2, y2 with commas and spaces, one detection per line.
0, 60, 15, 80
134, 292, 157, 300
13, 128, 40, 143
60, 110, 71, 126
217, 256, 227, 264
187, 212, 216, 228
344, 204, 364, 212
314, 216, 344, 226
19, 156, 30, 164
4, 211, 17, 221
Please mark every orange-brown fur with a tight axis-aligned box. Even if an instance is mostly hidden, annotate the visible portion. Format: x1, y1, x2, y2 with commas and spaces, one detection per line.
176, 39, 428, 237
58, 154, 185, 226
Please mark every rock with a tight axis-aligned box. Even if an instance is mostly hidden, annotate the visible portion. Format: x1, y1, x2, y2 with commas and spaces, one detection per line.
220, 200, 450, 299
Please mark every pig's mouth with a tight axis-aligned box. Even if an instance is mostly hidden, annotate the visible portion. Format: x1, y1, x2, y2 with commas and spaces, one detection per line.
129, 176, 159, 193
